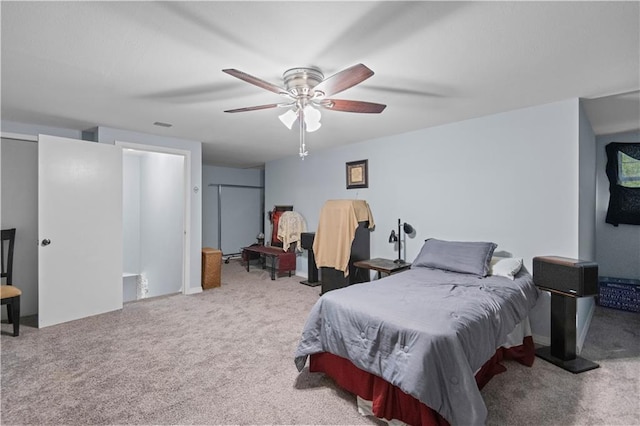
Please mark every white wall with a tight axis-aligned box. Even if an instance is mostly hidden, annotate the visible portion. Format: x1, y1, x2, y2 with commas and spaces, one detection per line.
579, 103, 597, 262
0, 138, 38, 317
96, 126, 203, 294
265, 98, 588, 346
123, 150, 185, 299
202, 165, 264, 249
203, 165, 264, 187
577, 102, 597, 351
123, 154, 141, 274
1, 121, 82, 140
139, 151, 184, 298
595, 130, 640, 279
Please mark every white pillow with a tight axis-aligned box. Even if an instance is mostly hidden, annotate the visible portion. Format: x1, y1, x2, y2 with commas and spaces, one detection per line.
490, 257, 523, 280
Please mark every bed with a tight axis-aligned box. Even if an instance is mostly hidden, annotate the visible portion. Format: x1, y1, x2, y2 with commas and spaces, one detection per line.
294, 239, 539, 426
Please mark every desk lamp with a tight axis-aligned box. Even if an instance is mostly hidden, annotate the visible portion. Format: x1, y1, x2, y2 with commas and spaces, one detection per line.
389, 218, 414, 264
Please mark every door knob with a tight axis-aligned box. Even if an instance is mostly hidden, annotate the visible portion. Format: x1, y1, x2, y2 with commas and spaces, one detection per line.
41, 239, 51, 246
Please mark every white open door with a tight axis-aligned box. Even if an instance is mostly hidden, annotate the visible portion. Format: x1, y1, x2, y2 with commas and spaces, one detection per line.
38, 135, 123, 328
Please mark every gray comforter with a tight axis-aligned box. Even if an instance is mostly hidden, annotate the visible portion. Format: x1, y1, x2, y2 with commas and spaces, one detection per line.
294, 266, 539, 425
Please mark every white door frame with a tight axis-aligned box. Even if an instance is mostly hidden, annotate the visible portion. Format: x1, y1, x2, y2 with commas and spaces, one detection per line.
116, 141, 191, 295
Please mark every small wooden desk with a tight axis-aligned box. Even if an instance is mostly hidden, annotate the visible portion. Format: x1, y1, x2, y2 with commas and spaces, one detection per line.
242, 245, 296, 280
353, 258, 411, 279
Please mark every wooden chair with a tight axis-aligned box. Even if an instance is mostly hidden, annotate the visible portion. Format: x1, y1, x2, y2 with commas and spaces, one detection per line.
1, 228, 21, 336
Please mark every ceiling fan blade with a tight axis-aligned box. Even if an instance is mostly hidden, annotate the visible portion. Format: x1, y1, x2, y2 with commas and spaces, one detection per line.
320, 99, 386, 114
224, 103, 282, 113
222, 69, 289, 96
313, 64, 374, 97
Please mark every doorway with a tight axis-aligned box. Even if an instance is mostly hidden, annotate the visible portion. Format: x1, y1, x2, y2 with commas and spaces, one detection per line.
119, 142, 189, 302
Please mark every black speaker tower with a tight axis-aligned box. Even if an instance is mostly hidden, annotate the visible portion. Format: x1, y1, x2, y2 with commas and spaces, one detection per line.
300, 232, 320, 287
533, 256, 600, 374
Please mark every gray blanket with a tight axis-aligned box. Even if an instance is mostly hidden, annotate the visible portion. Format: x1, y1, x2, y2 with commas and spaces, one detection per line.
294, 266, 539, 425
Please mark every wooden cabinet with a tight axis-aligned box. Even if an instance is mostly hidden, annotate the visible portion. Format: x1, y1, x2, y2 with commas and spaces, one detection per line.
202, 248, 222, 289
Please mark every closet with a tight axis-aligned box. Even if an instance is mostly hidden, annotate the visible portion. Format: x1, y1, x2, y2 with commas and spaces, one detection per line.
205, 184, 264, 260
123, 149, 185, 301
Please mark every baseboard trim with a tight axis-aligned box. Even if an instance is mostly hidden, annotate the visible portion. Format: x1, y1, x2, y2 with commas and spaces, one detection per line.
185, 286, 203, 295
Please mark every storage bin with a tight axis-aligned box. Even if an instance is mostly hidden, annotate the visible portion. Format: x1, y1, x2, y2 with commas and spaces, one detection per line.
202, 248, 222, 289
598, 276, 640, 313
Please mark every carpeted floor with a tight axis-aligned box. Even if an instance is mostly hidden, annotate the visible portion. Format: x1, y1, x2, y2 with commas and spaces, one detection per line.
482, 302, 640, 425
1, 259, 638, 425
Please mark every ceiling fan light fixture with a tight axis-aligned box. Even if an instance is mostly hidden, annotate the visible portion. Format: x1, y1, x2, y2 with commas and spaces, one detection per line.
223, 64, 386, 159
278, 109, 298, 130
303, 105, 321, 132
305, 119, 321, 132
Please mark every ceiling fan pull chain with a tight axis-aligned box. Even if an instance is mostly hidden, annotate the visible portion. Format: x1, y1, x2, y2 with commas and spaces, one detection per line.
299, 107, 308, 159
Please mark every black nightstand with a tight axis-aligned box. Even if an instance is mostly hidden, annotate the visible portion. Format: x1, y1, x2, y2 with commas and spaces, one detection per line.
353, 258, 411, 280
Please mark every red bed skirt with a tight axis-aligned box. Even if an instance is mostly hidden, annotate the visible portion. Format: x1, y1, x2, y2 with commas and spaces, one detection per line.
309, 336, 535, 426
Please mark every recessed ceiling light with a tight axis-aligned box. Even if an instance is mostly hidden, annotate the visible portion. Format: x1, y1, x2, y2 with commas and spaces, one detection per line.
153, 121, 172, 128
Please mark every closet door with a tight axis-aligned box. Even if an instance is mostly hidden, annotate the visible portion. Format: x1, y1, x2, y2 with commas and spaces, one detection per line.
220, 186, 262, 255
38, 135, 123, 327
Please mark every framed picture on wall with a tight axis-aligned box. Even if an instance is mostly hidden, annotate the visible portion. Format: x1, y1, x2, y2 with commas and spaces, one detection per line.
346, 159, 368, 189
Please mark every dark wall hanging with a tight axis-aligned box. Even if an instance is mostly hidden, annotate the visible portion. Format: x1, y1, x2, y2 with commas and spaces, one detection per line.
605, 142, 640, 226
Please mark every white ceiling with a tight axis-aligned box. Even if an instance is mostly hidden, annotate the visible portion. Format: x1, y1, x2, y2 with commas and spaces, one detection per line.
1, 1, 639, 168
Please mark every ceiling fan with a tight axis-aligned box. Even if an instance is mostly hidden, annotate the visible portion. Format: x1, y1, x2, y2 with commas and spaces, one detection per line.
222, 64, 386, 158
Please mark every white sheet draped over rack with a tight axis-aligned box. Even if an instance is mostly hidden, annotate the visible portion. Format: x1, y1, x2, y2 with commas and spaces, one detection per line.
277, 211, 307, 252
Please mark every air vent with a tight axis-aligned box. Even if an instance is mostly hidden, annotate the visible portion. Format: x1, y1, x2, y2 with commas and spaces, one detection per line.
153, 121, 172, 128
